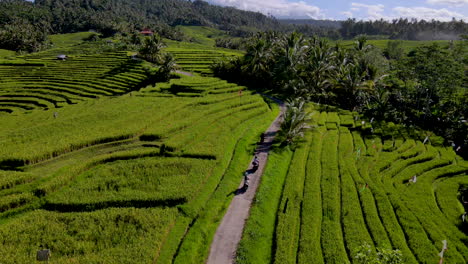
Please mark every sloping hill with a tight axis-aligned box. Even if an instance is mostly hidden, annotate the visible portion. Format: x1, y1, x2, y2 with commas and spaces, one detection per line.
0, 34, 150, 113
165, 26, 243, 75
0, 72, 278, 263
238, 104, 468, 264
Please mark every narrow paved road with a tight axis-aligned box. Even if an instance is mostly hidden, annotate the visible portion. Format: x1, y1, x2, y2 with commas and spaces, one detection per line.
206, 101, 285, 264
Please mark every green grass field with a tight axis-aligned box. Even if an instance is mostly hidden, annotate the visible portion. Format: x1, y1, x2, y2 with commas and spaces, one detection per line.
165, 42, 242, 75
175, 26, 227, 46
164, 26, 243, 75
0, 33, 151, 114
336, 39, 459, 52
0, 30, 466, 263
49, 32, 97, 48
237, 105, 468, 264
0, 49, 16, 59
0, 31, 278, 263
0, 73, 277, 263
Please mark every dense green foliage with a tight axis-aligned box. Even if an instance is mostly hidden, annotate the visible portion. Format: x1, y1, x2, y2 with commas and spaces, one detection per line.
0, 0, 52, 52
340, 18, 468, 40
336, 39, 458, 54
277, 98, 311, 145
3, 0, 466, 53
0, 0, 282, 52
213, 32, 468, 158
0, 17, 50, 52
238, 105, 468, 264
354, 243, 403, 264
283, 18, 468, 41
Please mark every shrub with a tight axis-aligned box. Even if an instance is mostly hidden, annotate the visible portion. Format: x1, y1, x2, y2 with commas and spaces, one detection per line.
354, 242, 403, 264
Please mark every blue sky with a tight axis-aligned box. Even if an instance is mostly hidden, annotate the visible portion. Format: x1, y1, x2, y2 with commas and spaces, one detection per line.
207, 0, 468, 21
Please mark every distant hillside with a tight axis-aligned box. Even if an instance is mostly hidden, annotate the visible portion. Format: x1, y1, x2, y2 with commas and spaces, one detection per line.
1, 0, 467, 53
0, 0, 287, 52
340, 18, 468, 40
280, 18, 467, 41
33, 0, 282, 36
279, 19, 342, 29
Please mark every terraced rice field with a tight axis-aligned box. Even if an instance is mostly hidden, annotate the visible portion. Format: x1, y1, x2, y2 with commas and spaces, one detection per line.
2, 30, 465, 263
0, 44, 149, 113
166, 43, 241, 75
0, 70, 277, 263
238, 105, 468, 264
153, 76, 245, 97
164, 26, 242, 76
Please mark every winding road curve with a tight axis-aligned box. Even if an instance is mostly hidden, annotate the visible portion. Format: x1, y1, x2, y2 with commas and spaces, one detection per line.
206, 100, 286, 264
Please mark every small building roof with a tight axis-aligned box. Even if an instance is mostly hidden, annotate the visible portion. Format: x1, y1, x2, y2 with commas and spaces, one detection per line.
57, 54, 67, 59
140, 29, 153, 35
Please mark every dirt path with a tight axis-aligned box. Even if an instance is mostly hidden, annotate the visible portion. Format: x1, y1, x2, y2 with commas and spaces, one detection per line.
206, 100, 285, 264
174, 70, 194, 77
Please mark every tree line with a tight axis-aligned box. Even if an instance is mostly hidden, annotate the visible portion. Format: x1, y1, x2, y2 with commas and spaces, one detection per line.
0, 0, 282, 52
339, 18, 468, 40
212, 32, 468, 157
2, 0, 467, 53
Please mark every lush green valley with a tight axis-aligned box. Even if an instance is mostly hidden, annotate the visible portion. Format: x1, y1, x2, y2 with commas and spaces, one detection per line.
0, 1, 466, 261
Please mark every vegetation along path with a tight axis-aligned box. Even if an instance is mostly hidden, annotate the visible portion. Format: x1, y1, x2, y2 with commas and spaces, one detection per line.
206, 99, 285, 264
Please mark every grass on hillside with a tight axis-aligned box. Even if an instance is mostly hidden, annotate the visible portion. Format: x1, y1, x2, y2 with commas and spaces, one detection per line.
0, 67, 278, 263
0, 28, 466, 263
0, 49, 16, 59
336, 39, 459, 52
49, 32, 97, 49
0, 38, 150, 114
0, 32, 95, 60
164, 39, 242, 75
175, 26, 227, 46
157, 26, 243, 75
0, 21, 264, 260
237, 104, 468, 264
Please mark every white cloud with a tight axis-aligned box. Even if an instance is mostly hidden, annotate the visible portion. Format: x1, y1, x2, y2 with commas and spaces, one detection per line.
350, 3, 386, 20
207, 0, 323, 19
393, 6, 468, 21
341, 11, 353, 18
427, 0, 468, 6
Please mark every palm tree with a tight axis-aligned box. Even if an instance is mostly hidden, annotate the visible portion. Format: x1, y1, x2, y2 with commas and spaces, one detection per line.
158, 53, 176, 81
279, 32, 307, 69
284, 79, 308, 98
354, 35, 372, 52
242, 33, 275, 74
139, 34, 165, 63
278, 97, 311, 145
364, 82, 392, 119
333, 48, 386, 109
303, 39, 336, 99
333, 61, 368, 108
277, 32, 307, 76
241, 36, 274, 86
